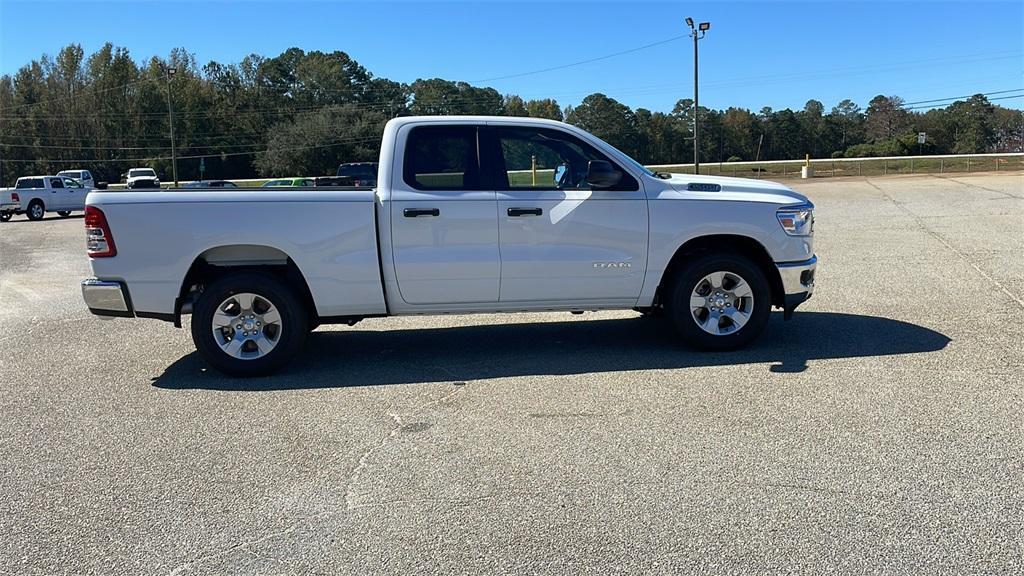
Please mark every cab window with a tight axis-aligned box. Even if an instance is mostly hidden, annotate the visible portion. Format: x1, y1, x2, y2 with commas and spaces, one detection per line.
403, 126, 482, 191
50, 178, 64, 189
491, 127, 638, 191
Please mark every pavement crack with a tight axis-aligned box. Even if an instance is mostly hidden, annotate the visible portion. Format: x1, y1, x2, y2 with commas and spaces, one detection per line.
866, 179, 1024, 310
927, 174, 1022, 199
166, 512, 331, 576
343, 382, 467, 510
169, 384, 469, 575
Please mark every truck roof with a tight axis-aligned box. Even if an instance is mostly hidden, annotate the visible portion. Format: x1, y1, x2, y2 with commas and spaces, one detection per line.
386, 115, 569, 129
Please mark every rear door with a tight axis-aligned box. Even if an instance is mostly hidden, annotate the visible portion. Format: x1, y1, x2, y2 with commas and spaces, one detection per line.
486, 125, 648, 304
389, 124, 500, 305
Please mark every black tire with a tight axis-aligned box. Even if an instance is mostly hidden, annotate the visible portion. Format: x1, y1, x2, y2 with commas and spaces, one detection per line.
0, 212, 11, 222
27, 200, 45, 221
667, 253, 771, 351
191, 272, 308, 376
57, 211, 72, 218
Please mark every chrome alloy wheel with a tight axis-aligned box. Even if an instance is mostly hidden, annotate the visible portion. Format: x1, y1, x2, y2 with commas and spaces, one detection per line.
211, 292, 283, 360
30, 203, 44, 219
689, 271, 755, 336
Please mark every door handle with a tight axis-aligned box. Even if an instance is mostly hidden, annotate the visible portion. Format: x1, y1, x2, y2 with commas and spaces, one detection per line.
507, 207, 543, 217
403, 207, 440, 218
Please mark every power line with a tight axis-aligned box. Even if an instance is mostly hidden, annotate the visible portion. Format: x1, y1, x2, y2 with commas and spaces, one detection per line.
903, 88, 1024, 106
469, 34, 689, 83
906, 93, 1024, 111
1, 136, 381, 164
1, 77, 158, 111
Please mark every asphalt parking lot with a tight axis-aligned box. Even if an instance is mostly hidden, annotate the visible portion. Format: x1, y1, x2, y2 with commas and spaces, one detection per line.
1, 172, 1022, 574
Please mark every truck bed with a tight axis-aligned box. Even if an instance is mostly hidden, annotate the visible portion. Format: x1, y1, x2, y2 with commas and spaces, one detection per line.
86, 188, 386, 317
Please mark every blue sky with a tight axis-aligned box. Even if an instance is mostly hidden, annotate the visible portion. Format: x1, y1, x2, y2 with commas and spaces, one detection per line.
1, 0, 1021, 113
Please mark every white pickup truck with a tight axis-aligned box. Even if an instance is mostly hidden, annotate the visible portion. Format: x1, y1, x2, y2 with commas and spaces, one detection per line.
2, 175, 89, 221
82, 116, 817, 376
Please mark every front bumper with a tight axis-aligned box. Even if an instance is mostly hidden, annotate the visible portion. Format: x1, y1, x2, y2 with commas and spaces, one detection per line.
81, 279, 133, 318
776, 255, 817, 319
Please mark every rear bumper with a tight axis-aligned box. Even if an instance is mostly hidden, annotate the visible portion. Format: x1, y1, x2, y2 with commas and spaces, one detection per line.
775, 255, 817, 319
1, 202, 19, 212
81, 279, 133, 318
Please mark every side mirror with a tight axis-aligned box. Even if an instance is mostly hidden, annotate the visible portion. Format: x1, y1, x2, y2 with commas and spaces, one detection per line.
554, 163, 568, 186
585, 160, 622, 189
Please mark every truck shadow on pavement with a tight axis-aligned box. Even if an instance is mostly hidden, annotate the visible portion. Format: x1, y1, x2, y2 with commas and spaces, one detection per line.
152, 312, 950, 391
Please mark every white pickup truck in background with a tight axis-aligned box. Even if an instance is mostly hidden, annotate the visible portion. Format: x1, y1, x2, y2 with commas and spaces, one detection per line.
2, 175, 89, 221
125, 168, 161, 189
82, 116, 817, 376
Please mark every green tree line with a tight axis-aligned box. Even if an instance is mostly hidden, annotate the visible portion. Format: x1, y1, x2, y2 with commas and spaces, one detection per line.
1, 44, 1021, 185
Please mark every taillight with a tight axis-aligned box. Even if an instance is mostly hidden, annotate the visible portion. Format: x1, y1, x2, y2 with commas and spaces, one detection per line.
11, 193, 19, 202
85, 206, 117, 257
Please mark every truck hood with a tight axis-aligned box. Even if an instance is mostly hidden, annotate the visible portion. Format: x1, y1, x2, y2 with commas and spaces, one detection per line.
661, 173, 809, 205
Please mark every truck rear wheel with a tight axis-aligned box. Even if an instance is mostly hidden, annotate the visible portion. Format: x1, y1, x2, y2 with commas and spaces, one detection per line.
57, 211, 72, 217
191, 272, 308, 376
27, 200, 45, 221
667, 253, 771, 351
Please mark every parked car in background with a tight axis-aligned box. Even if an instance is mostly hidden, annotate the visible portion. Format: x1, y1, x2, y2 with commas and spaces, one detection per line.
313, 176, 358, 187
182, 180, 238, 189
56, 169, 99, 189
262, 178, 314, 187
337, 162, 379, 187
82, 116, 817, 376
4, 175, 88, 220
125, 168, 160, 189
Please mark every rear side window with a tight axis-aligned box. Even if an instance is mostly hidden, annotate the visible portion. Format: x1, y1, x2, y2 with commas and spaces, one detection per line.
16, 178, 44, 189
403, 126, 482, 191
50, 178, 64, 189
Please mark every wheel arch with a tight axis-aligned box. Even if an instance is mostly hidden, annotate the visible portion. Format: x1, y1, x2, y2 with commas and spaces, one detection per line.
174, 244, 317, 327
657, 234, 784, 309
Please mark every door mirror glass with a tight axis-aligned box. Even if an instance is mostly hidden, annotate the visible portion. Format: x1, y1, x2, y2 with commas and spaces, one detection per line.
585, 160, 623, 189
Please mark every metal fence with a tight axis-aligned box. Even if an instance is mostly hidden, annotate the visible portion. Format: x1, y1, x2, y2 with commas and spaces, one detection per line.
649, 152, 1024, 179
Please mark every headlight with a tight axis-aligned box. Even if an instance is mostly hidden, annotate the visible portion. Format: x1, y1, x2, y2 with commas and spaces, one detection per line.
776, 203, 814, 236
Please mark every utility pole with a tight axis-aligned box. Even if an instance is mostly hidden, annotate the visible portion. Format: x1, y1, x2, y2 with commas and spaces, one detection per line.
164, 66, 179, 187
685, 18, 710, 175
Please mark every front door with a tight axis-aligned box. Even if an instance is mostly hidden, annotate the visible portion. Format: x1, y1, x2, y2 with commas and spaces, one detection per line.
62, 177, 87, 210
390, 125, 500, 305
487, 126, 648, 304
48, 177, 67, 210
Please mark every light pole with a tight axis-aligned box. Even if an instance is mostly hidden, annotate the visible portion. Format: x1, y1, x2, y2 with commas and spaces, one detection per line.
164, 66, 179, 187
685, 18, 710, 174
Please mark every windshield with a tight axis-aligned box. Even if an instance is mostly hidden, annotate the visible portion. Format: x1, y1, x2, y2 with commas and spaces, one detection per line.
600, 141, 654, 177
129, 169, 156, 178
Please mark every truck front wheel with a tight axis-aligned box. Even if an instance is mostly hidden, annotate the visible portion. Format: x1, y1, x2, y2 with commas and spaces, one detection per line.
667, 254, 771, 351
191, 273, 308, 376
